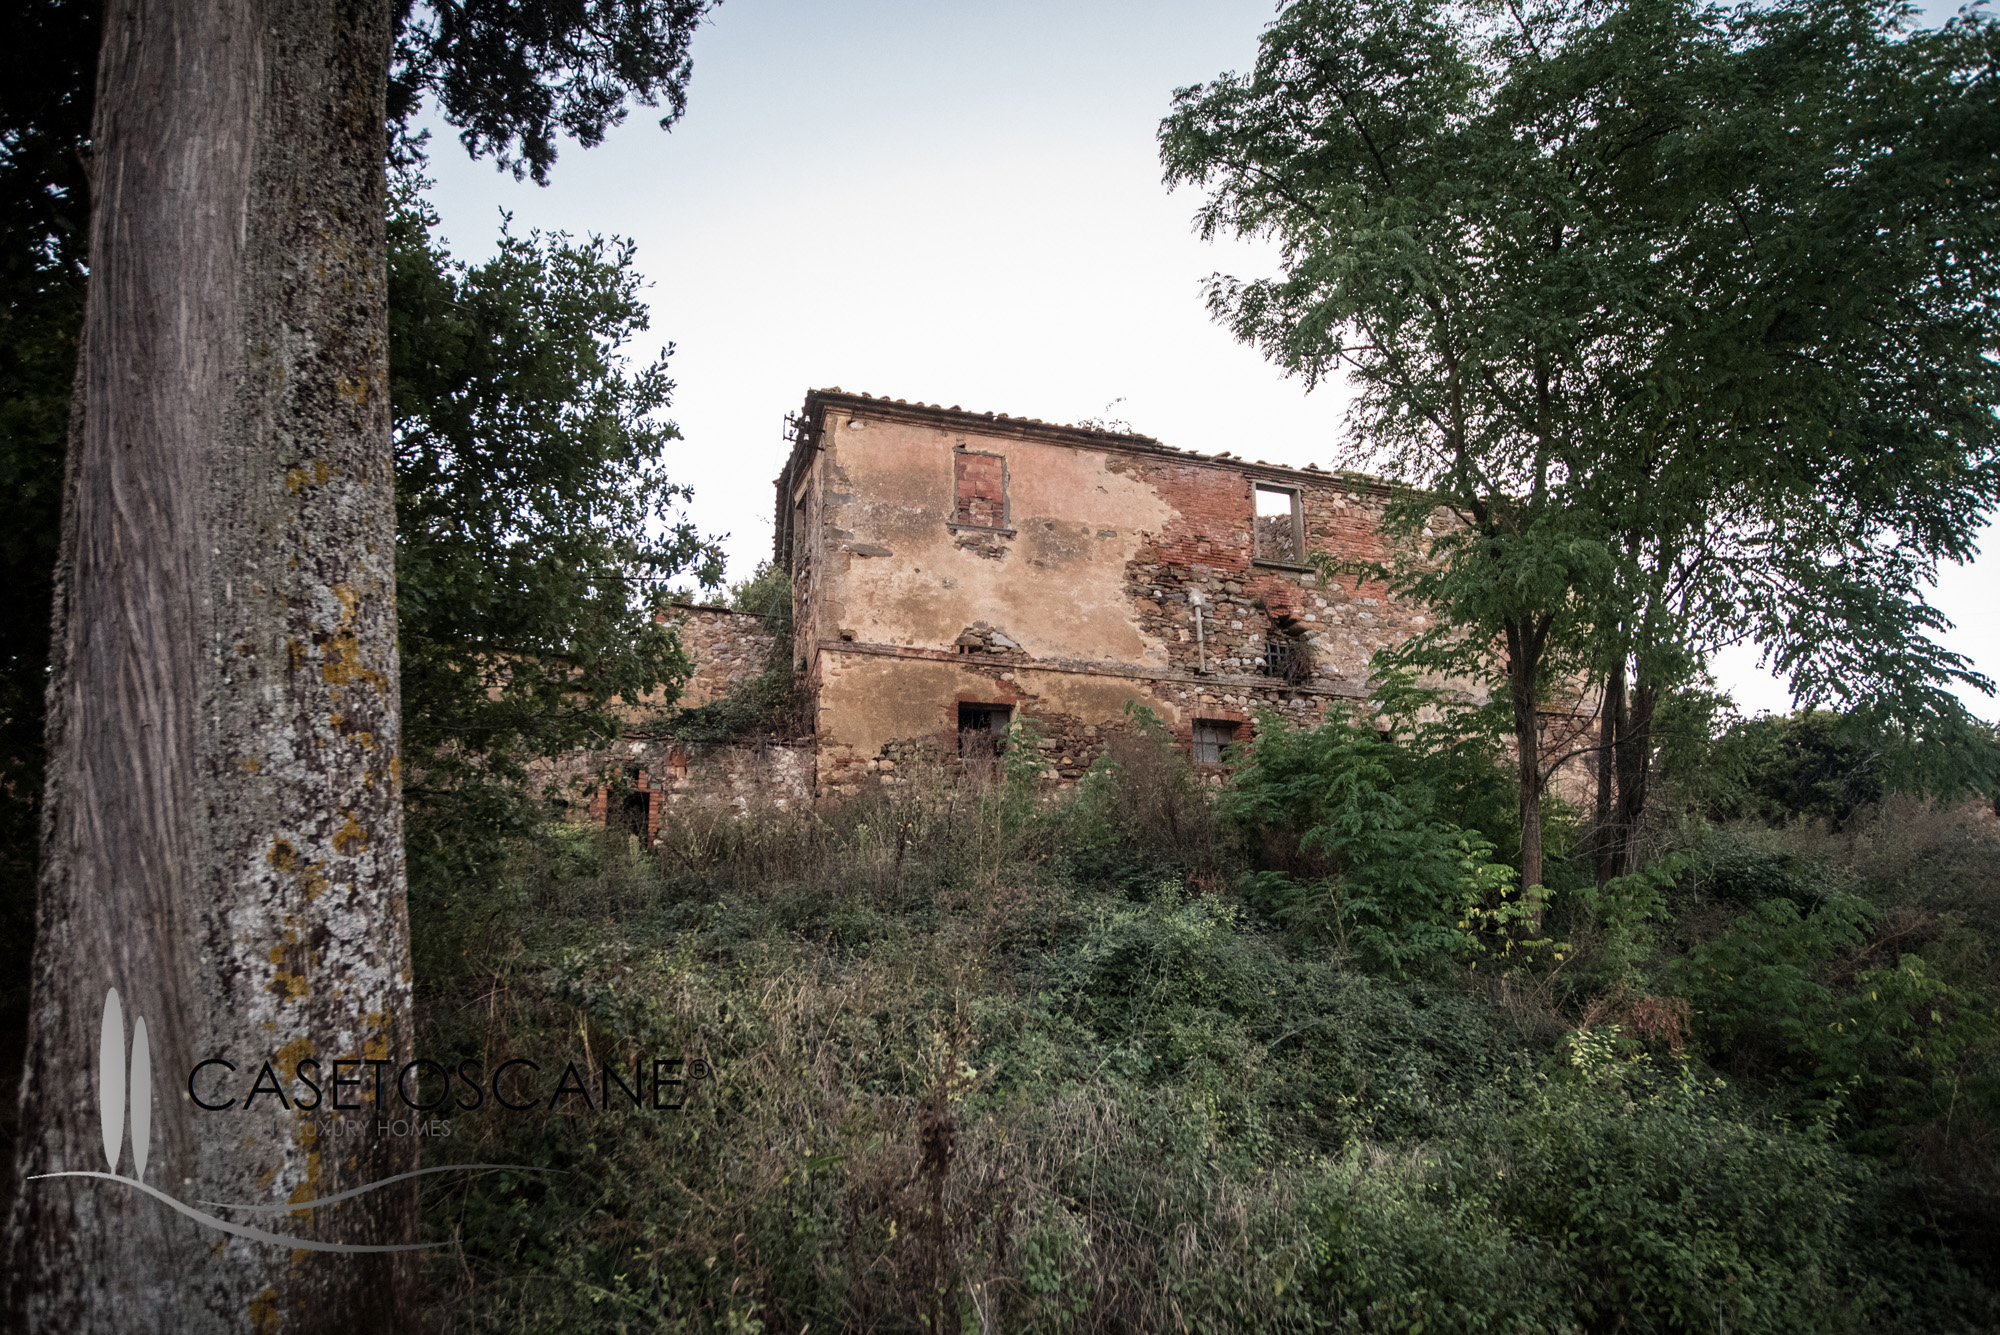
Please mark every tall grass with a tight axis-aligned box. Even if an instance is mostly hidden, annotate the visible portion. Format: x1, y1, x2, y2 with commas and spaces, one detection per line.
412, 726, 2000, 1333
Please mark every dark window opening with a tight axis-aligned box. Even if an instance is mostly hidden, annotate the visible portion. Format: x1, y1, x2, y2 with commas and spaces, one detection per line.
954, 450, 1008, 529
1193, 720, 1239, 765
1260, 632, 1313, 684
1255, 484, 1302, 563
958, 703, 1011, 758
617, 790, 653, 849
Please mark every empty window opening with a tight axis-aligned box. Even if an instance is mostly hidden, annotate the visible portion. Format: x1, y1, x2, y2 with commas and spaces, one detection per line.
958, 703, 1012, 758
1192, 719, 1239, 765
617, 789, 653, 849
954, 450, 1008, 529
1255, 484, 1303, 563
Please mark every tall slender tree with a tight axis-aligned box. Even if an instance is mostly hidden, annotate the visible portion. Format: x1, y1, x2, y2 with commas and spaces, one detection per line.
5, 0, 717, 1327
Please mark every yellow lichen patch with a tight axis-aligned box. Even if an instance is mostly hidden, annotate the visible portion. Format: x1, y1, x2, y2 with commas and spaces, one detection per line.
250, 1288, 281, 1334
389, 755, 402, 789
332, 815, 367, 855
268, 971, 309, 1003
318, 632, 388, 690
337, 374, 371, 405
331, 583, 359, 627
285, 468, 308, 494
267, 839, 298, 873
286, 639, 307, 673
242, 757, 261, 772
268, 944, 288, 966
314, 460, 330, 485
275, 1036, 314, 1073
257, 1165, 280, 1190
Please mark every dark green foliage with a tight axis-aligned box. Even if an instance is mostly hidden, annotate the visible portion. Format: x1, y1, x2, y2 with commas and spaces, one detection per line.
0, 0, 95, 1204
390, 180, 720, 907
1700, 709, 2000, 830
1675, 887, 1998, 1141
414, 751, 2000, 1332
1160, 0, 2000, 889
0, 0, 720, 1198
1225, 708, 1519, 974
389, 0, 716, 184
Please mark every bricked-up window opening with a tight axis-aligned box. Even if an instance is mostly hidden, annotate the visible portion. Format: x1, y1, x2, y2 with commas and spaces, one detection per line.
958, 703, 1011, 758
954, 449, 1008, 529
1192, 719, 1239, 765
1255, 484, 1302, 563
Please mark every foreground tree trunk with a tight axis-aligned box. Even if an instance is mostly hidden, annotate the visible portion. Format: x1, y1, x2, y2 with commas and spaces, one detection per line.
4, 1, 412, 1328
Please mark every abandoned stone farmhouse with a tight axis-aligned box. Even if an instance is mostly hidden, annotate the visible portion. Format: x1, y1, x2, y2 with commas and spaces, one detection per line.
580, 388, 1580, 842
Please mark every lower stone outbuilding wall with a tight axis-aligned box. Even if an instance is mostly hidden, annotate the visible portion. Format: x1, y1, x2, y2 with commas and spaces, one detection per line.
539, 735, 814, 846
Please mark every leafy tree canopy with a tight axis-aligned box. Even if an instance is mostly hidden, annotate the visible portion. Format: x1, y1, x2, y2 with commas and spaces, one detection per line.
1162, 0, 2000, 883
389, 177, 720, 898
390, 0, 716, 183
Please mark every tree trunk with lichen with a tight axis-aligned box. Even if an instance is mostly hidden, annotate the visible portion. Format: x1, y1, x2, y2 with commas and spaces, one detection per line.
4, 0, 413, 1328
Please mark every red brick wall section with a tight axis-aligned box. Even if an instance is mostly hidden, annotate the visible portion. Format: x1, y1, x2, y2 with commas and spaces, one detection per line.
1110, 459, 1427, 691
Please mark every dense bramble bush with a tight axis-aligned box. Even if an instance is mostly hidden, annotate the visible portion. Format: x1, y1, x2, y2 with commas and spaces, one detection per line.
413, 714, 2000, 1332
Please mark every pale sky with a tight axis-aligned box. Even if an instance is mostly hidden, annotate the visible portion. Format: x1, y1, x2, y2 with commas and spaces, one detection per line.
418, 0, 1993, 722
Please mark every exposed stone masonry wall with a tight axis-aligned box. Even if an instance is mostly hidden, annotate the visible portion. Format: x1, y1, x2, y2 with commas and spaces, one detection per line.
664, 604, 779, 706
1114, 456, 1431, 693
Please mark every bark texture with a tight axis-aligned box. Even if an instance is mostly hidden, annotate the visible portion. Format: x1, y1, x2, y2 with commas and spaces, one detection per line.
4, 1, 412, 1329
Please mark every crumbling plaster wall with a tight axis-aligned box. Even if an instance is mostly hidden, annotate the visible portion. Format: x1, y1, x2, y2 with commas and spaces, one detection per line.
810, 412, 1178, 668
776, 391, 1601, 805
791, 396, 1465, 797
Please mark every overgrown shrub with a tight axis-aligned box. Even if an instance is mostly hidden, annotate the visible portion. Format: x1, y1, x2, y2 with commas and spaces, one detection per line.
1224, 709, 1518, 975
409, 749, 2000, 1332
